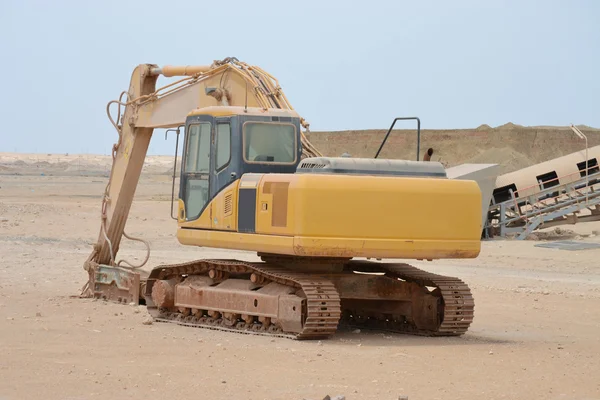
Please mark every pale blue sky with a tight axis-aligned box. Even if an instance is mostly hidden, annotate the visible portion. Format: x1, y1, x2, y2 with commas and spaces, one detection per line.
0, 0, 598, 155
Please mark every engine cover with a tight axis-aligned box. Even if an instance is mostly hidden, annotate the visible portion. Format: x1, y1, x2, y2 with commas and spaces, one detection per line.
296, 156, 447, 178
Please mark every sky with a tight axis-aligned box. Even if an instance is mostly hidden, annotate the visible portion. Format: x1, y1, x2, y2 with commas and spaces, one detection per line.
0, 0, 598, 155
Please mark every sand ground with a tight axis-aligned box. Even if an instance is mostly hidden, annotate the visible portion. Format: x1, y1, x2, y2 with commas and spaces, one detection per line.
0, 156, 599, 400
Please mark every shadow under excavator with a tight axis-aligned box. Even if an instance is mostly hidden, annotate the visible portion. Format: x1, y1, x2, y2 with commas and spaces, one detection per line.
322, 325, 518, 349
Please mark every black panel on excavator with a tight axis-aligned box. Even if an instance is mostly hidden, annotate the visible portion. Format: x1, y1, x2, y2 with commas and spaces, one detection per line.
238, 188, 257, 233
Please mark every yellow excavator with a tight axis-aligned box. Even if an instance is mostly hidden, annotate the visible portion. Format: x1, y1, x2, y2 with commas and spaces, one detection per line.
82, 57, 482, 339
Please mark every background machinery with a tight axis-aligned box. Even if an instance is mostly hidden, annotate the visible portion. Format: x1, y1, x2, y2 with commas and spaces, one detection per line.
82, 57, 486, 340
486, 144, 600, 239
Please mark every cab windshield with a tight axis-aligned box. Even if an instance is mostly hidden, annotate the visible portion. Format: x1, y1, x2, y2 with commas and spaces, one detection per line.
243, 122, 296, 164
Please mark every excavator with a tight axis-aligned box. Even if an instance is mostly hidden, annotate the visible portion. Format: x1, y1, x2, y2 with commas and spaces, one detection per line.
81, 57, 482, 340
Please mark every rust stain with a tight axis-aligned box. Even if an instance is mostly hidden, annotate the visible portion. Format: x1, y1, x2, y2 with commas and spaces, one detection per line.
293, 243, 355, 258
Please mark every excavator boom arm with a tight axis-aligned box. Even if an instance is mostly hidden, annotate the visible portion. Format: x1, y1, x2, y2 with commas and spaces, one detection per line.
90, 64, 158, 267
83, 58, 321, 278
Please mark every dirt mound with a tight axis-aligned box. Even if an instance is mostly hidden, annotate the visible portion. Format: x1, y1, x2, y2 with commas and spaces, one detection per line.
574, 124, 599, 130
524, 227, 579, 241
496, 122, 523, 129
161, 166, 181, 176
309, 123, 600, 174
3, 123, 600, 177
466, 147, 532, 174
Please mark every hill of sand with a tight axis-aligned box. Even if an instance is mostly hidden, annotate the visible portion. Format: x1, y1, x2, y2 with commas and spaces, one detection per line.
0, 153, 177, 177
2, 124, 598, 178
307, 123, 600, 174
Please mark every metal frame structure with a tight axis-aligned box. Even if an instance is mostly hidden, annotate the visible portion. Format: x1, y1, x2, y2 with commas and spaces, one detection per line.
485, 168, 600, 239
570, 124, 589, 205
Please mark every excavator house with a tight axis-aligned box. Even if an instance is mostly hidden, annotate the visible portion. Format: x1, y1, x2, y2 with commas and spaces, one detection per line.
83, 58, 482, 339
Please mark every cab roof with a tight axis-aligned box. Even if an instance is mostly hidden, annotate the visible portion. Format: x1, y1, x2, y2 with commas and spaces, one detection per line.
187, 106, 302, 119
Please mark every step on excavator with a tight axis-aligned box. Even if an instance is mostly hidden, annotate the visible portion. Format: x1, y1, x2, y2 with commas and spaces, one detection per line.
81, 57, 483, 340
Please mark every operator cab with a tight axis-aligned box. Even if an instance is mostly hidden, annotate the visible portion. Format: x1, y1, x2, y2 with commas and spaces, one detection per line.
179, 106, 303, 221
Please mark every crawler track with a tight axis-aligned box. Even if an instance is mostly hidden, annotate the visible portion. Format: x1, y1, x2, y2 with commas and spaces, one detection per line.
344, 261, 475, 336
144, 259, 341, 340
144, 259, 474, 339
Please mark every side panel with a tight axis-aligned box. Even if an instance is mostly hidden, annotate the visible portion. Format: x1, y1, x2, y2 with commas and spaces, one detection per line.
176, 230, 479, 259
180, 180, 240, 231
178, 198, 212, 228
210, 180, 240, 231
181, 175, 257, 232
256, 173, 482, 241
256, 181, 296, 236
178, 172, 483, 259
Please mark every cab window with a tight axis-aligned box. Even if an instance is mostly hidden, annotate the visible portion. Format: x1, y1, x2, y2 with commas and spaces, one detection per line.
184, 123, 211, 172
216, 123, 231, 170
182, 122, 211, 220
243, 122, 296, 164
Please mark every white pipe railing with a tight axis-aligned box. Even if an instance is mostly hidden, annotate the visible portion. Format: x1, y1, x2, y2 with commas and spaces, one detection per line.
570, 124, 589, 205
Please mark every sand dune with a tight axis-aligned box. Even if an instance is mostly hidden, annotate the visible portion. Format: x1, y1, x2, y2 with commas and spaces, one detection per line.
2, 123, 597, 177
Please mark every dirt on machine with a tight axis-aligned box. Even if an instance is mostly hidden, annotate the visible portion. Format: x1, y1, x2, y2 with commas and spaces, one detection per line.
81, 57, 486, 340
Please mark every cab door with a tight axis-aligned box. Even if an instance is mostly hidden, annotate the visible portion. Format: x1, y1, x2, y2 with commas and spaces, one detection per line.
210, 117, 238, 229
211, 118, 234, 192
180, 121, 212, 223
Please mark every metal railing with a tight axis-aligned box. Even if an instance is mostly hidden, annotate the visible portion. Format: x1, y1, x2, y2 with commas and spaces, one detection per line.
500, 162, 598, 205
485, 167, 600, 239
